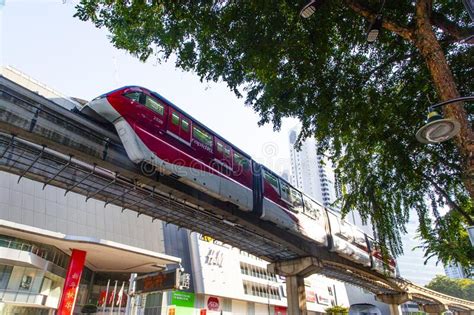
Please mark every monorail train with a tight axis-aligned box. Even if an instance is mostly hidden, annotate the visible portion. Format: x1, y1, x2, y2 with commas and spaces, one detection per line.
82, 86, 396, 276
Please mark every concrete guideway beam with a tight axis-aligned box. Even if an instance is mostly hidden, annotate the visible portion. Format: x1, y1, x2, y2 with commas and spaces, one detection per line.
376, 293, 412, 305
268, 257, 323, 315
422, 304, 448, 314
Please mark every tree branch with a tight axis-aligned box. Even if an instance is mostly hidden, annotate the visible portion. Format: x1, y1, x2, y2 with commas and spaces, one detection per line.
344, 0, 414, 41
421, 173, 474, 225
431, 11, 474, 42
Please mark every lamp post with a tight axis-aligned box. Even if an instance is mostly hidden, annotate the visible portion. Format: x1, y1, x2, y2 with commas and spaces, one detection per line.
415, 96, 474, 144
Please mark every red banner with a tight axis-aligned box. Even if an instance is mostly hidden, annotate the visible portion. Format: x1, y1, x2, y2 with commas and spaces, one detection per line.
275, 306, 287, 315
57, 249, 87, 315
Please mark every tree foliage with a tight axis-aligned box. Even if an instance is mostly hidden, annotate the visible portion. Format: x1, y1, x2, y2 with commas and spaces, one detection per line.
325, 305, 349, 315
74, 1, 474, 267
426, 275, 474, 301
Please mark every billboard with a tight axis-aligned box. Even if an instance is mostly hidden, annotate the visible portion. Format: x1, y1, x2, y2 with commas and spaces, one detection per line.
135, 270, 180, 293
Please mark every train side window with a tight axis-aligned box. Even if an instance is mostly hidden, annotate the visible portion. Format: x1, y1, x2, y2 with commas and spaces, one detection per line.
290, 188, 303, 208
223, 146, 231, 158
192, 126, 213, 147
145, 95, 164, 115
217, 141, 224, 153
171, 112, 180, 125
263, 171, 280, 194
280, 181, 291, 203
181, 118, 189, 132
233, 152, 249, 169
124, 92, 142, 103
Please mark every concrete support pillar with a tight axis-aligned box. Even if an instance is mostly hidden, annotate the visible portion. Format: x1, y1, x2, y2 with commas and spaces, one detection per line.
286, 275, 307, 315
388, 304, 401, 315
268, 257, 323, 315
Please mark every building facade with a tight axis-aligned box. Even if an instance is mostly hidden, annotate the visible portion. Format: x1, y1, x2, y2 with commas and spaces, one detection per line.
288, 126, 337, 207
395, 211, 445, 286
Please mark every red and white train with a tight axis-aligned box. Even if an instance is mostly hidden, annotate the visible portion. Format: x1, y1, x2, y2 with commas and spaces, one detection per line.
82, 86, 396, 276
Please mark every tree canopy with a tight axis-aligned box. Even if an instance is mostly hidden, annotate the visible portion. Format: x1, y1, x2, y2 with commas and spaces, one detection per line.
426, 275, 474, 301
74, 1, 474, 268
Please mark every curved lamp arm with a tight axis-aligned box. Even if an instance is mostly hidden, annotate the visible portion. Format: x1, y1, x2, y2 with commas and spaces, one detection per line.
429, 96, 474, 111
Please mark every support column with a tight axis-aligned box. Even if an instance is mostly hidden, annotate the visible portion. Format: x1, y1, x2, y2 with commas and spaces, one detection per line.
57, 249, 87, 315
388, 304, 401, 315
376, 293, 411, 315
268, 257, 323, 315
286, 275, 307, 315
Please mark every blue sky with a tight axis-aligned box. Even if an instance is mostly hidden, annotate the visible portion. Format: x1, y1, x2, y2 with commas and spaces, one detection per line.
1, 0, 297, 174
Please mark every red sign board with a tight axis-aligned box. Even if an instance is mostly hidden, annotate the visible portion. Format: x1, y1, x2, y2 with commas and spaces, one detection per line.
274, 306, 287, 315
57, 249, 87, 315
207, 296, 220, 311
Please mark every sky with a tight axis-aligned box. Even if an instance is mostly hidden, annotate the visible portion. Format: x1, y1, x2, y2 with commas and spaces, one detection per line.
0, 0, 297, 175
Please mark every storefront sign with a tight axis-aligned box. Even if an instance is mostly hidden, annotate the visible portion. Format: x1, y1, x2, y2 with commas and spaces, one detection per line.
207, 296, 220, 311
171, 291, 195, 308
306, 290, 316, 302
317, 294, 330, 305
57, 249, 87, 315
274, 306, 287, 315
135, 270, 179, 293
205, 248, 224, 267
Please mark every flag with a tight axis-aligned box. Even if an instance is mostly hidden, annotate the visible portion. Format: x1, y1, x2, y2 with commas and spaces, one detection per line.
117, 281, 125, 306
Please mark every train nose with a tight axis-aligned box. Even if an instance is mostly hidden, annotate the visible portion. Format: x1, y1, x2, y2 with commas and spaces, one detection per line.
83, 96, 121, 123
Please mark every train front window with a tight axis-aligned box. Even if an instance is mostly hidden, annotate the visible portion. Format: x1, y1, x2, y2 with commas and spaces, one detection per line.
124, 92, 141, 103
192, 126, 213, 147
145, 96, 164, 115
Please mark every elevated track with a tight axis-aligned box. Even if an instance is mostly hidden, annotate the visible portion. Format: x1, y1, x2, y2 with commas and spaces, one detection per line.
0, 73, 472, 313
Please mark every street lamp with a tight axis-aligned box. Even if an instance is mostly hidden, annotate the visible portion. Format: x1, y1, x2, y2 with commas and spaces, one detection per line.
299, 0, 324, 18
415, 96, 474, 144
367, 15, 383, 43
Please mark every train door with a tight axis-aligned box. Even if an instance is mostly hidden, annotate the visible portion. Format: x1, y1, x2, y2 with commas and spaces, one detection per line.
168, 108, 191, 144
142, 93, 166, 134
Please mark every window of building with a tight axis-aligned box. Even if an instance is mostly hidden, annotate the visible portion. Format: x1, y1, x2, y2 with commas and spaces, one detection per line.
145, 95, 164, 115
192, 126, 213, 147
19, 275, 33, 290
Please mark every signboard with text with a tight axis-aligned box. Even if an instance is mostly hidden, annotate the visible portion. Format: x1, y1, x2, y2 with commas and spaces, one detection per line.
135, 270, 179, 293
171, 291, 195, 308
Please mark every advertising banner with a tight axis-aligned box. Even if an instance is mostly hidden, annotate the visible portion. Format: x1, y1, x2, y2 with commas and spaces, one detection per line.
306, 290, 316, 303
57, 249, 87, 315
135, 270, 179, 293
171, 291, 195, 308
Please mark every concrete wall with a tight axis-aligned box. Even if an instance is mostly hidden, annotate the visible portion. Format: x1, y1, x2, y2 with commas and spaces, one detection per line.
0, 171, 165, 252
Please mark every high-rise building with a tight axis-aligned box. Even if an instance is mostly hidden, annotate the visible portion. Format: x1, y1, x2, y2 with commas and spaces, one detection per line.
444, 262, 472, 280
287, 125, 393, 315
395, 211, 445, 285
288, 126, 337, 207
